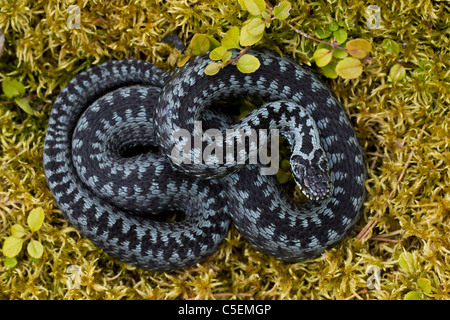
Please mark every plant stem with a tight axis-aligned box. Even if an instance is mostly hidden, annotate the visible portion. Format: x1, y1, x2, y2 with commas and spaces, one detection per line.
225, 46, 251, 67
285, 21, 347, 51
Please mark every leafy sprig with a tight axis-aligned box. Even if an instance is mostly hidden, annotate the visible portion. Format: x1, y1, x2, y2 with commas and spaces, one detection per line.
1, 78, 38, 115
398, 252, 433, 300
174, 0, 425, 82
2, 207, 45, 267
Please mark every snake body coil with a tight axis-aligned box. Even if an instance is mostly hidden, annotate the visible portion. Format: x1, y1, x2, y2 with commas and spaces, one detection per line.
43, 49, 366, 271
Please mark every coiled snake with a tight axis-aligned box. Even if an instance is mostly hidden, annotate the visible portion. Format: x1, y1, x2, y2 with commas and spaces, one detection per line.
43, 49, 366, 271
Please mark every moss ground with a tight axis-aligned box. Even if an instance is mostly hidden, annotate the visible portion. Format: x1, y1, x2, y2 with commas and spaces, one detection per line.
0, 0, 449, 299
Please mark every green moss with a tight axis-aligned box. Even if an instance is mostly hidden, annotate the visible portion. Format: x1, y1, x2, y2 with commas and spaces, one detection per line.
1, 0, 449, 299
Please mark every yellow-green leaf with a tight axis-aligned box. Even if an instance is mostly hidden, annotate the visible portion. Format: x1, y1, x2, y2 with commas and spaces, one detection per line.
403, 291, 421, 300
11, 224, 27, 238
2, 79, 25, 99
2, 236, 25, 258
273, 1, 291, 20
177, 55, 190, 68
27, 207, 45, 232
417, 278, 432, 294
346, 39, 372, 58
27, 240, 44, 259
210, 46, 228, 60
237, 0, 247, 10
389, 64, 406, 81
335, 57, 363, 79
313, 48, 333, 67
242, 0, 266, 16
221, 51, 233, 64
398, 252, 415, 273
246, 18, 265, 36
236, 54, 260, 73
221, 26, 240, 50
240, 23, 264, 47
15, 98, 37, 116
189, 34, 210, 56
209, 47, 232, 64
204, 62, 222, 76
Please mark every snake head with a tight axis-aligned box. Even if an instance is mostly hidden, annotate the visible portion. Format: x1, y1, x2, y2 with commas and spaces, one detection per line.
290, 154, 332, 201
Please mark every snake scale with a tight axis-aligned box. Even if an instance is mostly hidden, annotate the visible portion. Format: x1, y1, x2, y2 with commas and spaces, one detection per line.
43, 49, 367, 271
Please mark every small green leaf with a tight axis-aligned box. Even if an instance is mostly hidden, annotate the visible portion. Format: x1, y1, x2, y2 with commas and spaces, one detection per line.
210, 46, 228, 60
381, 39, 400, 55
204, 62, 222, 76
332, 47, 348, 59
281, 159, 291, 171
333, 29, 348, 44
236, 54, 261, 73
328, 21, 339, 32
246, 18, 265, 36
11, 224, 27, 238
2, 79, 25, 99
189, 34, 210, 56
417, 278, 432, 294
313, 48, 333, 67
413, 67, 425, 80
27, 240, 44, 259
335, 57, 363, 79
205, 35, 221, 50
398, 252, 416, 273
346, 39, 372, 59
419, 59, 432, 70
320, 60, 339, 79
403, 291, 421, 300
241, 0, 266, 16
240, 23, 264, 47
276, 171, 291, 184
273, 1, 291, 20
221, 26, 240, 50
15, 98, 37, 116
4, 257, 18, 268
2, 236, 25, 258
315, 27, 332, 40
389, 64, 406, 81
27, 207, 45, 232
